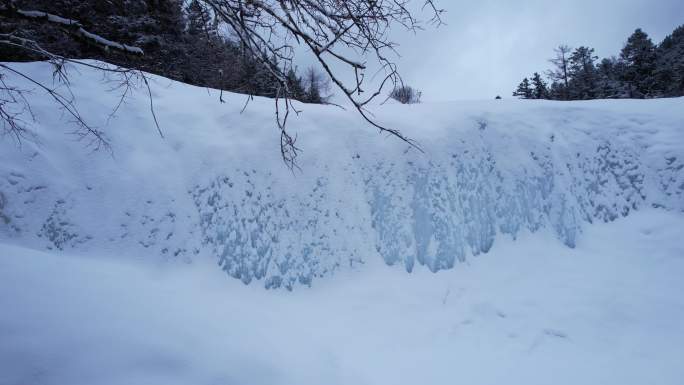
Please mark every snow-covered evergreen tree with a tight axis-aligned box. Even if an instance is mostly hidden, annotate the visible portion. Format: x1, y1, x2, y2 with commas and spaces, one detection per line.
286, 68, 306, 102
595, 57, 629, 98
185, 0, 217, 39
655, 24, 684, 97
620, 29, 658, 98
513, 78, 533, 99
302, 67, 332, 104
531, 72, 548, 99
568, 46, 599, 99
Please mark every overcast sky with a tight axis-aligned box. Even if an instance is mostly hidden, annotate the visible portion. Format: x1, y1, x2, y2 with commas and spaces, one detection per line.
304, 0, 683, 102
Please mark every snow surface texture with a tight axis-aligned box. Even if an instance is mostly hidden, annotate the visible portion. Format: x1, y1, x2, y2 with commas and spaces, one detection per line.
1, 61, 684, 289
2, 210, 684, 385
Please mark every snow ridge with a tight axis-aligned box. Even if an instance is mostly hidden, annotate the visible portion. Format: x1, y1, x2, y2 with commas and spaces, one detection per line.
1, 62, 683, 289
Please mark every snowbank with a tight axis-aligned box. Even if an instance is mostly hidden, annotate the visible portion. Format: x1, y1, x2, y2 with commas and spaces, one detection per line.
0, 61, 683, 289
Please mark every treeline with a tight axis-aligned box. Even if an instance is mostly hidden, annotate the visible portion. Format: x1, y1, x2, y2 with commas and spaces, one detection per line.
513, 25, 684, 100
0, 0, 330, 103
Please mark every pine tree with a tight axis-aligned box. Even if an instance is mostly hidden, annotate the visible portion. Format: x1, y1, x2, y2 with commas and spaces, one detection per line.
596, 57, 628, 98
254, 52, 280, 97
186, 0, 215, 38
302, 67, 331, 103
547, 45, 572, 100
304, 67, 322, 103
655, 25, 684, 96
530, 72, 548, 99
548, 81, 565, 100
568, 46, 599, 99
620, 28, 658, 97
513, 78, 533, 99
285, 68, 306, 101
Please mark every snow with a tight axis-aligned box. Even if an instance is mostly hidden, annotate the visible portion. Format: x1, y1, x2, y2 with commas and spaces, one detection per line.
2, 61, 683, 289
1, 60, 684, 384
2, 209, 684, 385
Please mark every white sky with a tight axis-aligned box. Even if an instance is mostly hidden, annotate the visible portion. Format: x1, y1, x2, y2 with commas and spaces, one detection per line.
297, 0, 684, 102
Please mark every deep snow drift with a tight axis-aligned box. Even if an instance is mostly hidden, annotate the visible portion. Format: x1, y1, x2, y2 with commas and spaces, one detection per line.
1, 61, 683, 288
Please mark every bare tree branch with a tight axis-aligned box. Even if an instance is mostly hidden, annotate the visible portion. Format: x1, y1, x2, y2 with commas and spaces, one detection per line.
201, 0, 442, 165
1, 0, 443, 168
0, 32, 160, 149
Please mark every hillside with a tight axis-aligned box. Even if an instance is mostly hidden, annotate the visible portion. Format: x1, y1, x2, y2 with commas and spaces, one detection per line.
1, 61, 683, 288
1, 61, 684, 385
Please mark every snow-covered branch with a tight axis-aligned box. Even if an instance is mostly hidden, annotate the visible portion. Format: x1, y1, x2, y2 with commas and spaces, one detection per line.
0, 4, 143, 55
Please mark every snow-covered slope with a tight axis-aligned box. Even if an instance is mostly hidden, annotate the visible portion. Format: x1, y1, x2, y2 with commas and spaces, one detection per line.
2, 61, 684, 385
1, 61, 683, 289
2, 210, 684, 385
